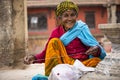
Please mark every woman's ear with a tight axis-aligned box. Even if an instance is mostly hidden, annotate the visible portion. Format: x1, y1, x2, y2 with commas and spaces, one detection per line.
56, 16, 62, 26
57, 16, 62, 19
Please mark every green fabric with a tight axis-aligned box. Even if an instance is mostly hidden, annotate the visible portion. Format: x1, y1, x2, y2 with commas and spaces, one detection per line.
55, 0, 79, 16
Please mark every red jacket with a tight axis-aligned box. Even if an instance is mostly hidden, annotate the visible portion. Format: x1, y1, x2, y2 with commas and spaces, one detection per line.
35, 25, 100, 63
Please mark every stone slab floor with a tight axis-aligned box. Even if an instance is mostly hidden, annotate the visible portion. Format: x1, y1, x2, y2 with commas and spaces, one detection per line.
0, 63, 45, 80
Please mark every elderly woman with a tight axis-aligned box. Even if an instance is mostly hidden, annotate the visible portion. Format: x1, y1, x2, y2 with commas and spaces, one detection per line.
24, 0, 106, 77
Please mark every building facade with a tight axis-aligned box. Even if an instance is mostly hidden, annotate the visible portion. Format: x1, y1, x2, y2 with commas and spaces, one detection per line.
27, 0, 120, 53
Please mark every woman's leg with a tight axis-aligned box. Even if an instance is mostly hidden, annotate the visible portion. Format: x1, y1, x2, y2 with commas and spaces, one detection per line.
45, 38, 74, 76
82, 57, 101, 67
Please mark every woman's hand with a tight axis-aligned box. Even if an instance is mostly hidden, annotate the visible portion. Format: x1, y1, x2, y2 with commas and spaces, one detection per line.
85, 46, 99, 56
24, 54, 35, 64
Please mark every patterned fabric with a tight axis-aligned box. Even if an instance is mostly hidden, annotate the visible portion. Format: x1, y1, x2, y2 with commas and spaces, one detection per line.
60, 20, 106, 60
82, 57, 101, 67
45, 38, 75, 76
45, 38, 101, 76
55, 0, 79, 16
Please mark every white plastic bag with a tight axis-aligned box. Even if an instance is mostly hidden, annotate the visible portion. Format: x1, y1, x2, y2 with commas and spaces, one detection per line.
73, 59, 95, 72
48, 59, 95, 80
48, 64, 79, 80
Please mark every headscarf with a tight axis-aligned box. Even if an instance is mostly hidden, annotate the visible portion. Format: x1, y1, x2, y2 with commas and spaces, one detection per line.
55, 0, 79, 17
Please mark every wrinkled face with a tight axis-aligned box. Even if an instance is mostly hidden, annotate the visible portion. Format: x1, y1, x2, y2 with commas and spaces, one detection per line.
61, 9, 77, 31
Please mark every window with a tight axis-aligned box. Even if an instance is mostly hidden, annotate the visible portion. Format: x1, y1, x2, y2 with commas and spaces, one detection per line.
28, 14, 47, 31
85, 11, 95, 29
116, 11, 120, 23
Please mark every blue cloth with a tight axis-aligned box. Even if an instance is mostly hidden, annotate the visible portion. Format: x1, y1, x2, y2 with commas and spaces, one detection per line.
60, 20, 106, 60
32, 74, 48, 80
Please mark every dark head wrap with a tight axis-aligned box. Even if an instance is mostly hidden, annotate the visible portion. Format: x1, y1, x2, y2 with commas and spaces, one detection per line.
55, 0, 79, 17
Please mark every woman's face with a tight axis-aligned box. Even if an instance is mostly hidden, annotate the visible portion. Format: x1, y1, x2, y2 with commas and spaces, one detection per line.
61, 9, 77, 31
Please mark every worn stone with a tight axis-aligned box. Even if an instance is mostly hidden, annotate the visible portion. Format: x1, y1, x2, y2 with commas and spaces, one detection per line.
0, 0, 27, 68
96, 52, 120, 77
99, 23, 120, 44
0, 0, 14, 67
80, 72, 120, 80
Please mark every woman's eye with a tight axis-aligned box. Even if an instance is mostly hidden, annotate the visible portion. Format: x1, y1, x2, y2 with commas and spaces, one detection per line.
71, 13, 76, 17
62, 13, 76, 18
63, 14, 68, 17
